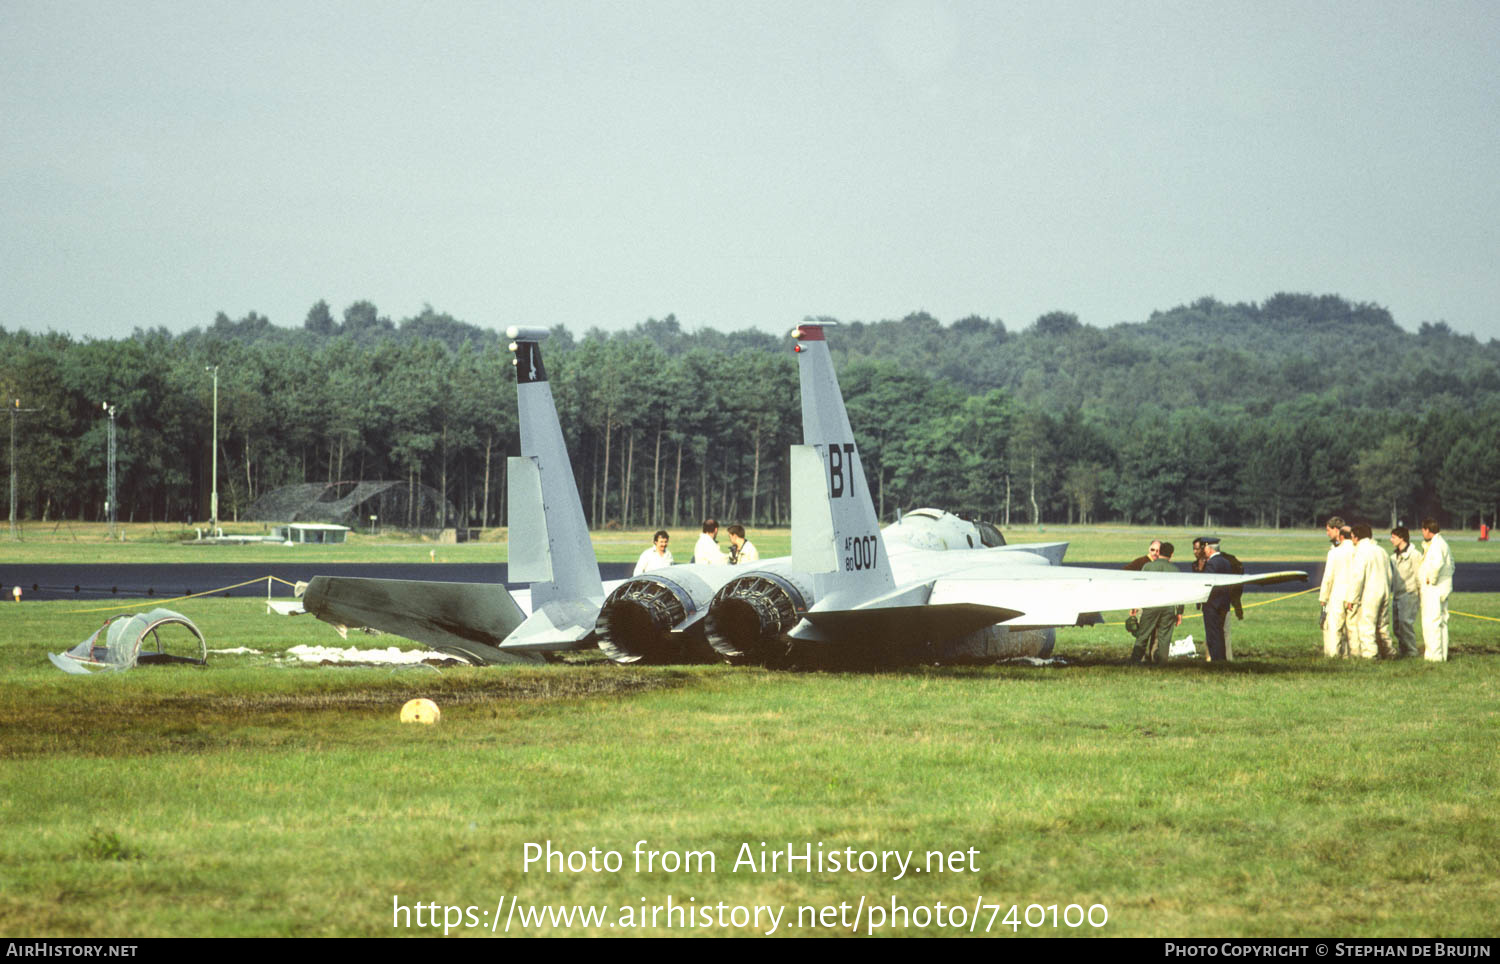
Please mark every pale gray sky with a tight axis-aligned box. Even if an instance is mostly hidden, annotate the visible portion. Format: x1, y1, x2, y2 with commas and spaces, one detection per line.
3, 0, 1498, 340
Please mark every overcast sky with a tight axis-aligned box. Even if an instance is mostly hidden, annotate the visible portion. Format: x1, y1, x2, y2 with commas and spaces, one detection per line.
3, 0, 1498, 342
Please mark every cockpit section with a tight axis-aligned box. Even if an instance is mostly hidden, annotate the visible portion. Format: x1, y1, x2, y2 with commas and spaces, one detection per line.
882, 508, 1008, 552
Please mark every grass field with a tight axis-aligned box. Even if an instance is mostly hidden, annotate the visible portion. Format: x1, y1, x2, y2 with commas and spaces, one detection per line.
2, 538, 1498, 937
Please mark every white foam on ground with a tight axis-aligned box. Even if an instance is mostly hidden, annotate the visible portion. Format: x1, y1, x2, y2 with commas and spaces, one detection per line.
284, 644, 438, 664
209, 647, 264, 655
1170, 635, 1199, 659
1002, 656, 1068, 666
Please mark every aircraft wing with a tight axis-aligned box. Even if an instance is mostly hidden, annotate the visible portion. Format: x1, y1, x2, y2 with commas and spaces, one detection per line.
925, 566, 1307, 629
301, 576, 543, 664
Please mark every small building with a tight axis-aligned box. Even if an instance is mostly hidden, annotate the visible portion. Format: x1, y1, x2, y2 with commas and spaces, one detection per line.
271, 523, 351, 545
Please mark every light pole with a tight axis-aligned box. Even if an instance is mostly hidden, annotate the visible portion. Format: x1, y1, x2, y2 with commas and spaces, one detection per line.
206, 365, 219, 528
101, 401, 118, 539
9, 398, 41, 541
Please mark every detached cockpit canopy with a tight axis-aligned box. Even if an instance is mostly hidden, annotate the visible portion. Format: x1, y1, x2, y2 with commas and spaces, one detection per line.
49, 609, 208, 674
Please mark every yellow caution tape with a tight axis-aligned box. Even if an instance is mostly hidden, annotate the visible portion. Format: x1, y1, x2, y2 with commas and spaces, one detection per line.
64, 575, 300, 614
1101, 586, 1319, 627
1102, 585, 1499, 627
1243, 586, 1320, 609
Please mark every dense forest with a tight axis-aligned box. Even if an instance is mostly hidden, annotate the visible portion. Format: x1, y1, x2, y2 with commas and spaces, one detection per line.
1, 293, 1497, 532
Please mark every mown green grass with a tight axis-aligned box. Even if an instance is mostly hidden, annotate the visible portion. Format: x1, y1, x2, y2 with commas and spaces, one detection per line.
6, 521, 1500, 565
1, 591, 1497, 937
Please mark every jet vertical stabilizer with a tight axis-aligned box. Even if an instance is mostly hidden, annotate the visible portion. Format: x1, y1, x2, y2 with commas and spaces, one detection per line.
499, 327, 605, 651
789, 322, 896, 608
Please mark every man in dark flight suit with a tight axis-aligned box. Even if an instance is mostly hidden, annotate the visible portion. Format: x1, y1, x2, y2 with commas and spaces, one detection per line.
1200, 536, 1233, 661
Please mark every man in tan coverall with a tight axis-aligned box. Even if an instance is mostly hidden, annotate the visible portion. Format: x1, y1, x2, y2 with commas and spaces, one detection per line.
1318, 517, 1356, 657
1346, 523, 1393, 659
1418, 518, 1456, 661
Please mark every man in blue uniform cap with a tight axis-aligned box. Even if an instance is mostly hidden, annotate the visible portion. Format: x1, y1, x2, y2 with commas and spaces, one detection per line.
1200, 537, 1234, 661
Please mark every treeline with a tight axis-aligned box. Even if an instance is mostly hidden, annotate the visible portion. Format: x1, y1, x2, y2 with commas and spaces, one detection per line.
1, 293, 1497, 531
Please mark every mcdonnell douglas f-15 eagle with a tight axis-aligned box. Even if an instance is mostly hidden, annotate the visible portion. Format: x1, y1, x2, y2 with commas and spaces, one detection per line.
303, 324, 1305, 666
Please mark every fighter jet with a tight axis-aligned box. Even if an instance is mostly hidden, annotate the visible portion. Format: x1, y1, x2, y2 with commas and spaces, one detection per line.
307, 323, 1304, 666
574, 322, 1307, 666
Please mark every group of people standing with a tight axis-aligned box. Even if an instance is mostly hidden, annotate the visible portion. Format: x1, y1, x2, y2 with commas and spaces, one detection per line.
1319, 516, 1456, 661
1126, 537, 1243, 664
631, 518, 759, 576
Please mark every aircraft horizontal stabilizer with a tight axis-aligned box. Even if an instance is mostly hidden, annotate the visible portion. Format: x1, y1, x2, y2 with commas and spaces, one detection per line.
926, 568, 1307, 629
790, 581, 1021, 643
797, 602, 1026, 642
302, 576, 542, 665
498, 598, 603, 652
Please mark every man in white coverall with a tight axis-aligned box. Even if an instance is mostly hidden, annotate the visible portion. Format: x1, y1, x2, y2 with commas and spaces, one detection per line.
1346, 523, 1393, 659
1418, 518, 1456, 661
1318, 516, 1356, 657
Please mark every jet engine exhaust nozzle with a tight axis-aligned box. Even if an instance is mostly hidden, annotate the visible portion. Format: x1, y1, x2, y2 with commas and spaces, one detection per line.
594, 578, 690, 664
704, 573, 807, 665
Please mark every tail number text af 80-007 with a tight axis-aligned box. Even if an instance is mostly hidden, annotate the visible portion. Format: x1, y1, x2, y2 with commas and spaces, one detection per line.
845, 534, 879, 572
